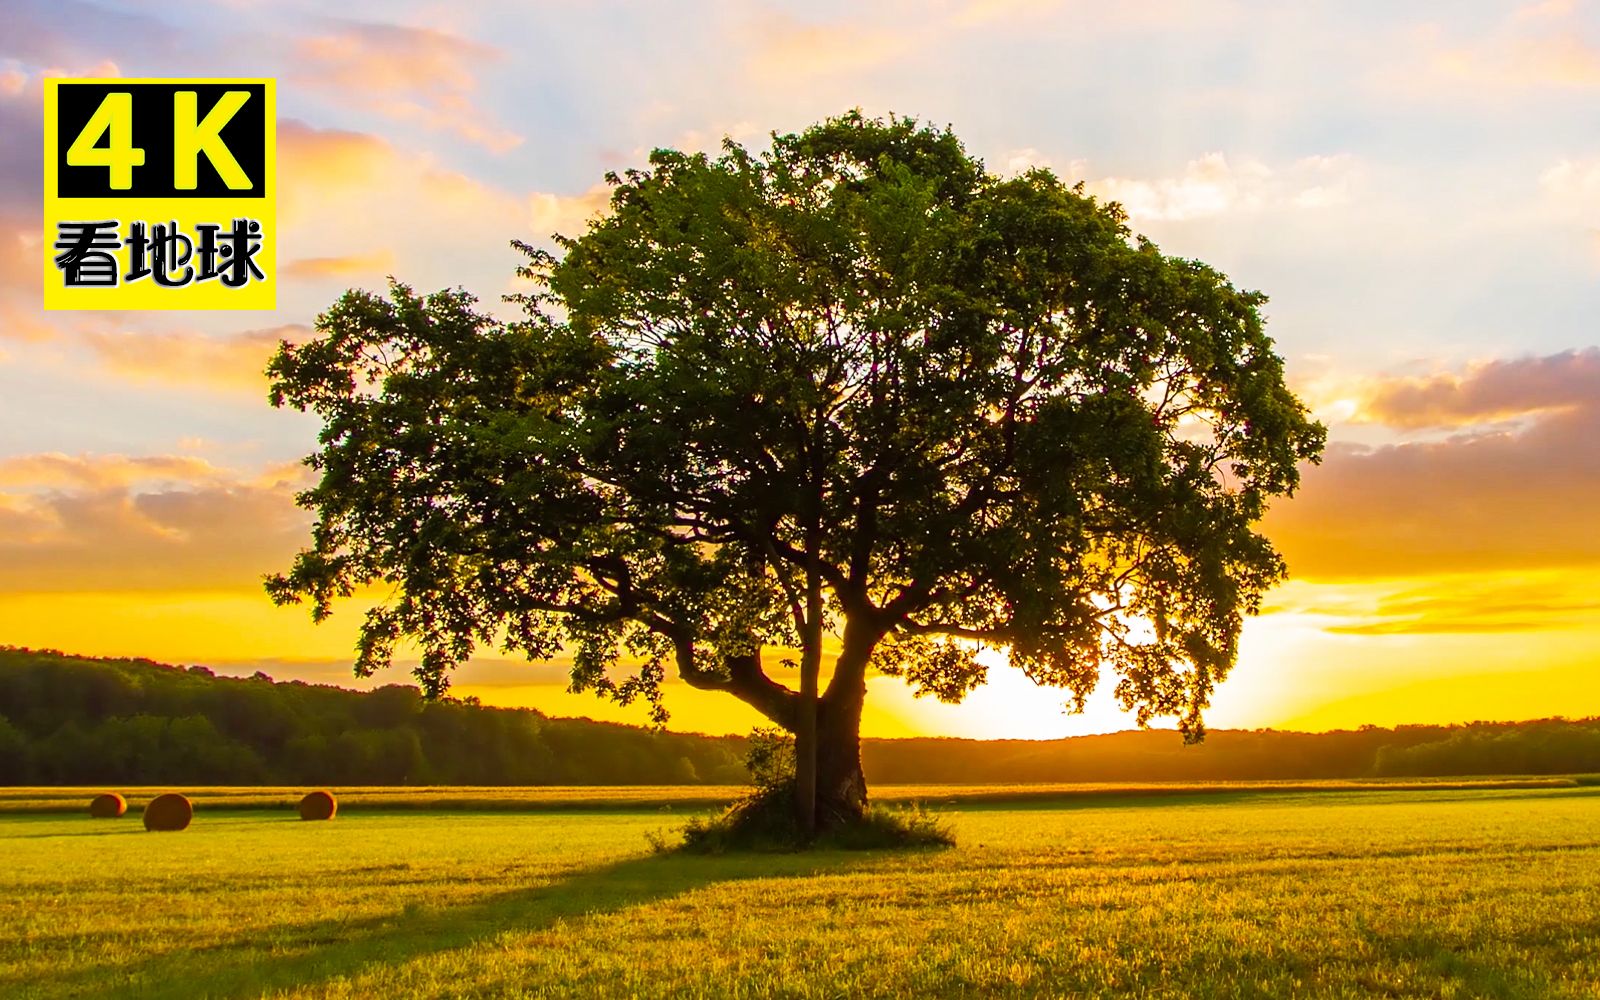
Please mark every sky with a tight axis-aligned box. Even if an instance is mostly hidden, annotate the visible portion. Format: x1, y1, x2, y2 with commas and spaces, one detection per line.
1, 0, 1597, 740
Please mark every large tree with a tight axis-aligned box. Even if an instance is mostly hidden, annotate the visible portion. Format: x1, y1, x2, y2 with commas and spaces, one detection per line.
267, 113, 1325, 833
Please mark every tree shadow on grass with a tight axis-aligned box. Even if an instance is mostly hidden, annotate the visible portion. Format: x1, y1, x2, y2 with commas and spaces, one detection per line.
33, 849, 865, 1000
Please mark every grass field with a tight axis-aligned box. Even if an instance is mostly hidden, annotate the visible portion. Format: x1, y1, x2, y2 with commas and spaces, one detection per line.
4, 784, 1598, 998
0, 777, 1585, 814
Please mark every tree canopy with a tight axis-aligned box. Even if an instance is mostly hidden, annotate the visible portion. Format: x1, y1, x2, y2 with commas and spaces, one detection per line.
267, 111, 1325, 831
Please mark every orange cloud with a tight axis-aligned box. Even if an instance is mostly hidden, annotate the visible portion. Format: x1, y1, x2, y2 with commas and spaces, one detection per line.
747, 12, 919, 80
76, 324, 309, 394
527, 183, 613, 243
0, 216, 36, 303
1269, 572, 1600, 635
1517, 0, 1577, 19
959, 0, 1241, 30
1419, 3, 1600, 90
744, 0, 1237, 86
291, 20, 520, 152
278, 120, 391, 179
276, 117, 609, 291
0, 454, 312, 593
277, 119, 395, 223
0, 302, 60, 344
1359, 348, 1600, 429
0, 452, 228, 490
278, 119, 528, 250
282, 251, 397, 281
1267, 349, 1600, 580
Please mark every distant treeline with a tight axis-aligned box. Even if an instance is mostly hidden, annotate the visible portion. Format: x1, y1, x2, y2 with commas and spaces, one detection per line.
0, 648, 747, 786
1372, 724, 1600, 777
1, 647, 1596, 786
861, 722, 1600, 783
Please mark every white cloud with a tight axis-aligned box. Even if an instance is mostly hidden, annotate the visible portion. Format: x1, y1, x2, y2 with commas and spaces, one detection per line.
1082, 152, 1359, 222
1541, 157, 1600, 203
994, 147, 1087, 179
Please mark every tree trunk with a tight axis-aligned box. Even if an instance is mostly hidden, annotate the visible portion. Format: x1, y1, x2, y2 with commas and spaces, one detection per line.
812, 666, 869, 829
795, 494, 824, 835
794, 683, 818, 834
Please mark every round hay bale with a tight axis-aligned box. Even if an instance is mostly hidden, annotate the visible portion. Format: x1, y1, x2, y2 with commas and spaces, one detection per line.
142, 793, 193, 832
88, 793, 127, 818
298, 790, 337, 821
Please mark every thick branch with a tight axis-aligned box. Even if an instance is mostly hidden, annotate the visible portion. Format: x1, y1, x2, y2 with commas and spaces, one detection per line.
676, 645, 799, 730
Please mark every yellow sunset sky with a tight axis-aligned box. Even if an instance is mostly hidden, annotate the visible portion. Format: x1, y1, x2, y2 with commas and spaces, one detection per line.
1, 0, 1597, 739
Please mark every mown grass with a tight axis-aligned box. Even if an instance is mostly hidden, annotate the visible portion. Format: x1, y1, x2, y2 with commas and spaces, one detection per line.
3, 785, 1598, 998
0, 776, 1579, 814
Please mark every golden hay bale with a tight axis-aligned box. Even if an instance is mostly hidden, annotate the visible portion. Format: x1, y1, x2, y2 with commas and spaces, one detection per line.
298, 790, 337, 821
142, 793, 193, 832
88, 793, 127, 818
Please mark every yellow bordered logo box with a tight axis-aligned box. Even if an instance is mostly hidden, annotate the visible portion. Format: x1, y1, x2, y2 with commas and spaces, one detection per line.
43, 78, 276, 311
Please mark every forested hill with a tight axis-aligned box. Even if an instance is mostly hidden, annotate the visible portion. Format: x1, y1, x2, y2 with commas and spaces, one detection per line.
2, 647, 1597, 786
0, 647, 747, 786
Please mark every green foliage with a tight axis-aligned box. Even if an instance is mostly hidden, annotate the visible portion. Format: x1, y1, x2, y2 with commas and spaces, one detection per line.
267, 111, 1325, 750
1373, 721, 1600, 776
674, 787, 954, 854
743, 726, 795, 792
0, 715, 28, 784
819, 802, 955, 851
676, 785, 804, 853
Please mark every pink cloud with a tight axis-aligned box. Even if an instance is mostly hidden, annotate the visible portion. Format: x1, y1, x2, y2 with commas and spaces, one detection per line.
290, 20, 521, 153
1361, 348, 1600, 429
76, 324, 310, 394
0, 453, 313, 593
1268, 349, 1600, 579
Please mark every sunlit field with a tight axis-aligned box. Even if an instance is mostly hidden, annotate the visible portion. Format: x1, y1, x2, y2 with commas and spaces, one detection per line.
4, 784, 1598, 998
0, 778, 1583, 814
